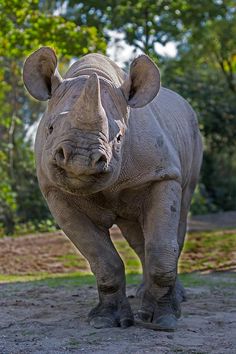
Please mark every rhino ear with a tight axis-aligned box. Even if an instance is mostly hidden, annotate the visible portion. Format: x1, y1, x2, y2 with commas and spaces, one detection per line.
23, 47, 62, 101
121, 55, 160, 108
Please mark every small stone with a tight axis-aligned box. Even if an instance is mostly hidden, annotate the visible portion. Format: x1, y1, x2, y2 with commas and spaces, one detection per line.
167, 334, 174, 339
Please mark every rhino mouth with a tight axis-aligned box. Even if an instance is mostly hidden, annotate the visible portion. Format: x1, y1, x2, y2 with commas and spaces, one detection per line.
50, 162, 113, 194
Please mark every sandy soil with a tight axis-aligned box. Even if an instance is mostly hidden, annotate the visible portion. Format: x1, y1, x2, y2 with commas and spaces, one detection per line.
0, 274, 235, 354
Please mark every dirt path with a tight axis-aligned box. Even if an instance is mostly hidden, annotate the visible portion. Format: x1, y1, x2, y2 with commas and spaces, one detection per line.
188, 211, 236, 232
0, 273, 235, 354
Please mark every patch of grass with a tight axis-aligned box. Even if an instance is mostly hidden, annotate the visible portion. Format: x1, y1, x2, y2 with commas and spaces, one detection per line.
0, 270, 235, 291
0, 273, 53, 283
41, 272, 142, 288
0, 272, 94, 286
179, 229, 236, 273
0, 271, 143, 287
114, 240, 142, 270
57, 253, 87, 269
179, 272, 236, 288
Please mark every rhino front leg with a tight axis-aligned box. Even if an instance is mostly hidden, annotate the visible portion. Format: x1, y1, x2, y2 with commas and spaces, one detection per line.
46, 192, 133, 329
139, 180, 182, 331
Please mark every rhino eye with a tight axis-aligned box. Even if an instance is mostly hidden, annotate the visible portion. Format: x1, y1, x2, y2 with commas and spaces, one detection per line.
48, 125, 54, 134
116, 133, 122, 143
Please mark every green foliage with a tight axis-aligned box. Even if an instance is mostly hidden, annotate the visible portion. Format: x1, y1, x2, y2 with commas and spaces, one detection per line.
160, 2, 236, 211
13, 219, 57, 237
0, 150, 17, 234
0, 152, 16, 209
0, 0, 106, 234
190, 184, 217, 215
66, 0, 183, 56
108, 0, 185, 55
0, 0, 106, 58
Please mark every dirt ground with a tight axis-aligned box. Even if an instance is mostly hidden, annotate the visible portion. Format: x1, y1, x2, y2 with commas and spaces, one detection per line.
0, 273, 236, 354
0, 231, 81, 275
0, 212, 236, 353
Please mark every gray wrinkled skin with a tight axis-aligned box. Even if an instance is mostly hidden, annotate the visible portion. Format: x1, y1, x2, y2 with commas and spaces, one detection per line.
23, 47, 202, 331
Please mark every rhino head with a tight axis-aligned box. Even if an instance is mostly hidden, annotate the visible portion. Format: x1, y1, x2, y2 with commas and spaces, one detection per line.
23, 47, 160, 195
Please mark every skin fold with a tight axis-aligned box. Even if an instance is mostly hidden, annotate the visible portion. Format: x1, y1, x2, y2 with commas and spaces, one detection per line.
23, 47, 203, 331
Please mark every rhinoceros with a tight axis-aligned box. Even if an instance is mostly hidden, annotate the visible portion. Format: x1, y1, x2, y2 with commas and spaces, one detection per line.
23, 47, 202, 331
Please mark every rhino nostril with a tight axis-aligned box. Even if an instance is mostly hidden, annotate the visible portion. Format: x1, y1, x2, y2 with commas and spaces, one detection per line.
54, 145, 72, 164
57, 148, 65, 160
97, 154, 107, 164
92, 152, 107, 168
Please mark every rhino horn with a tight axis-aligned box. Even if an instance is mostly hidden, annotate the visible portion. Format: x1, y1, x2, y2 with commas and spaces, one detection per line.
74, 73, 108, 137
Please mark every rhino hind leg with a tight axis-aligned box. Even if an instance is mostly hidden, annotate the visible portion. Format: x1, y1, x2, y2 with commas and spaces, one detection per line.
175, 277, 187, 302
137, 280, 182, 331
135, 181, 184, 331
135, 282, 145, 298
136, 278, 186, 331
136, 178, 196, 331
117, 219, 146, 296
136, 276, 186, 302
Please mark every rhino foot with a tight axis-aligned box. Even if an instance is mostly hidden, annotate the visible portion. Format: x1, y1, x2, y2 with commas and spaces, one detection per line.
137, 285, 181, 331
138, 308, 178, 332
175, 277, 187, 303
88, 299, 134, 329
136, 277, 186, 303
135, 313, 177, 332
135, 283, 145, 298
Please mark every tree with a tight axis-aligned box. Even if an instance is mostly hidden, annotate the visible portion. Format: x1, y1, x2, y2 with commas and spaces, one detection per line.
66, 0, 183, 57
161, 1, 236, 212
172, 0, 236, 93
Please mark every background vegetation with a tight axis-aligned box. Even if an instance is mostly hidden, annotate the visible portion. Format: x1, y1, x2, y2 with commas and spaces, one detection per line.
0, 0, 236, 235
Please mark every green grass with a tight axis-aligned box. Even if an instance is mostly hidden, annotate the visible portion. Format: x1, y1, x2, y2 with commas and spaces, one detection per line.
0, 271, 142, 287
0, 271, 235, 290
115, 239, 142, 273
180, 271, 236, 288
57, 254, 87, 269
